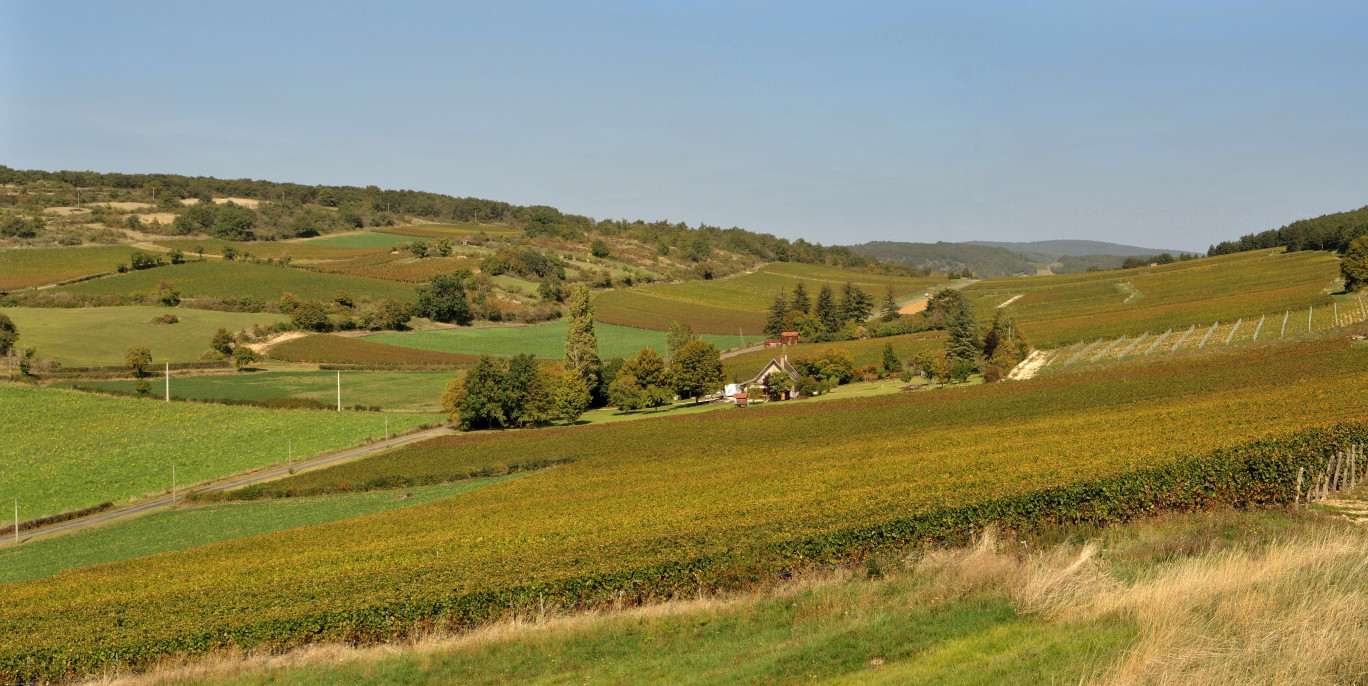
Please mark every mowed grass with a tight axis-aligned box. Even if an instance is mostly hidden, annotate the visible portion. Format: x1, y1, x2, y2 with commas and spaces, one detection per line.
55, 260, 418, 302
297, 232, 414, 248
0, 246, 142, 290
65, 369, 458, 413
367, 321, 743, 360
0, 477, 514, 585
1, 306, 286, 367
268, 334, 479, 366
0, 385, 445, 518
969, 249, 1340, 347
595, 263, 943, 333
722, 331, 946, 381
7, 336, 1367, 677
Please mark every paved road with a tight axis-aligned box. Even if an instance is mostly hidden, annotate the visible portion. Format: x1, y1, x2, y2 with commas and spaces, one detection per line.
8, 424, 456, 545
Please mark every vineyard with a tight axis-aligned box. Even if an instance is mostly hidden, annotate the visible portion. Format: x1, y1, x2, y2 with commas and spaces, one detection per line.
594, 263, 943, 333
267, 333, 479, 366
5, 335, 1368, 680
151, 238, 387, 261
1038, 293, 1368, 371
968, 249, 1340, 347
0, 245, 142, 290
0, 385, 444, 518
54, 260, 420, 303
367, 321, 741, 360
1, 306, 286, 367
299, 252, 487, 283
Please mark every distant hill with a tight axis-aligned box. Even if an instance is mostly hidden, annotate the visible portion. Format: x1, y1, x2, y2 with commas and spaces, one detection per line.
962, 240, 1192, 259
847, 241, 1038, 278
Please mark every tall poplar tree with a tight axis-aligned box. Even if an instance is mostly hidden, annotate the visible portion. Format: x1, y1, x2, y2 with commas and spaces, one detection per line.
563, 284, 600, 391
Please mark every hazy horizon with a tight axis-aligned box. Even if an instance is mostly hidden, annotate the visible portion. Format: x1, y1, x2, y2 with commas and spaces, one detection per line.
3, 2, 1365, 252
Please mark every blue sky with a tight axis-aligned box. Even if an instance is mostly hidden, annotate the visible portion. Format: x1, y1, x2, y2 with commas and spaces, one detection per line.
2, 1, 1364, 251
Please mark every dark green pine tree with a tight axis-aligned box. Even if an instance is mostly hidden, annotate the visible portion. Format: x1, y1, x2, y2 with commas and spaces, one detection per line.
880, 284, 900, 322
814, 284, 840, 332
882, 341, 900, 374
790, 281, 811, 314
764, 289, 789, 337
945, 304, 982, 365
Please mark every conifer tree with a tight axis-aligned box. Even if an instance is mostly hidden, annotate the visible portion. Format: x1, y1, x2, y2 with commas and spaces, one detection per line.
790, 282, 811, 314
882, 341, 900, 374
880, 284, 900, 322
563, 284, 600, 391
814, 284, 840, 332
764, 289, 789, 337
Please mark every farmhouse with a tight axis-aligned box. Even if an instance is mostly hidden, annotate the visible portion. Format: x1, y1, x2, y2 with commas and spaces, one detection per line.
726, 355, 802, 402
763, 331, 800, 348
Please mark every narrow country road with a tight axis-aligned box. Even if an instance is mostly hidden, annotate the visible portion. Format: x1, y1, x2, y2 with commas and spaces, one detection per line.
8, 424, 457, 545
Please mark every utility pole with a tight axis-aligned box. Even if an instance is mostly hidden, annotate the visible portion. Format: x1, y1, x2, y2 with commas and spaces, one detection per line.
13, 499, 17, 545
172, 465, 176, 504
288, 438, 292, 462
165, 362, 170, 402
337, 370, 341, 411
385, 415, 389, 440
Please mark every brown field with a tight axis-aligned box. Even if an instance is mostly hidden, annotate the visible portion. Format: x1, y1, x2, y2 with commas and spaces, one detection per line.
268, 334, 479, 366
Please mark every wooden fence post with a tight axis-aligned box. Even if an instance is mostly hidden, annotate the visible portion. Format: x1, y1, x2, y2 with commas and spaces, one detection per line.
1296, 467, 1305, 509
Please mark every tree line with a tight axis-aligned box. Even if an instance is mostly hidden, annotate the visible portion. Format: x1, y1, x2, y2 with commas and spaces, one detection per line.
1208, 205, 1368, 256
444, 286, 728, 430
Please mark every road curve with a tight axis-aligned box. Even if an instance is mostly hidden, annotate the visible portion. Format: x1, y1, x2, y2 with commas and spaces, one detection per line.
8, 424, 457, 545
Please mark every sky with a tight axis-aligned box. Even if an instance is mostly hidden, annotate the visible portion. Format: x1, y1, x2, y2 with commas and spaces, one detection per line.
1, 1, 1365, 252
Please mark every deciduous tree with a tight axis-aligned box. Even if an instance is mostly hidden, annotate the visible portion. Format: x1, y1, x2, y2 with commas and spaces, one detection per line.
670, 339, 724, 402
125, 345, 152, 378
415, 274, 473, 325
1342, 235, 1368, 292
563, 284, 600, 392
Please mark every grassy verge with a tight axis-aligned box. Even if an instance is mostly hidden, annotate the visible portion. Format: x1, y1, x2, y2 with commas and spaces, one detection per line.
156, 507, 1363, 686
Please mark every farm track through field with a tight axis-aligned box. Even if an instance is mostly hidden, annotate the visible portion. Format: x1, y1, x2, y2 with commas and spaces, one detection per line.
5, 425, 457, 545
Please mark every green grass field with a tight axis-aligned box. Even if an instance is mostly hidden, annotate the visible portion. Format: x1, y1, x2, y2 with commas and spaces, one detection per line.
367, 321, 743, 360
377, 223, 522, 239
595, 263, 943, 333
1, 306, 286, 367
54, 260, 418, 303
969, 249, 1340, 347
298, 232, 415, 248
0, 246, 142, 290
67, 369, 458, 412
0, 385, 445, 518
0, 477, 513, 585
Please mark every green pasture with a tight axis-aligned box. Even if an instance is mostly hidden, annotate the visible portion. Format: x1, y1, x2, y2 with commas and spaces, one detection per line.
1, 306, 286, 367
68, 369, 458, 413
0, 477, 512, 585
299, 232, 412, 248
367, 321, 742, 360
0, 246, 142, 291
0, 384, 445, 518
54, 260, 418, 302
648, 263, 940, 312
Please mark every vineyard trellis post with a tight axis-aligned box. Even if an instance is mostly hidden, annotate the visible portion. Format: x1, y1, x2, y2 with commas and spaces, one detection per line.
1334, 301, 1339, 326
1198, 322, 1219, 349
1145, 329, 1172, 356
1281, 310, 1289, 337
1252, 314, 1265, 342
1359, 295, 1366, 321
1224, 319, 1242, 344
1296, 467, 1305, 508
1308, 306, 1313, 333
